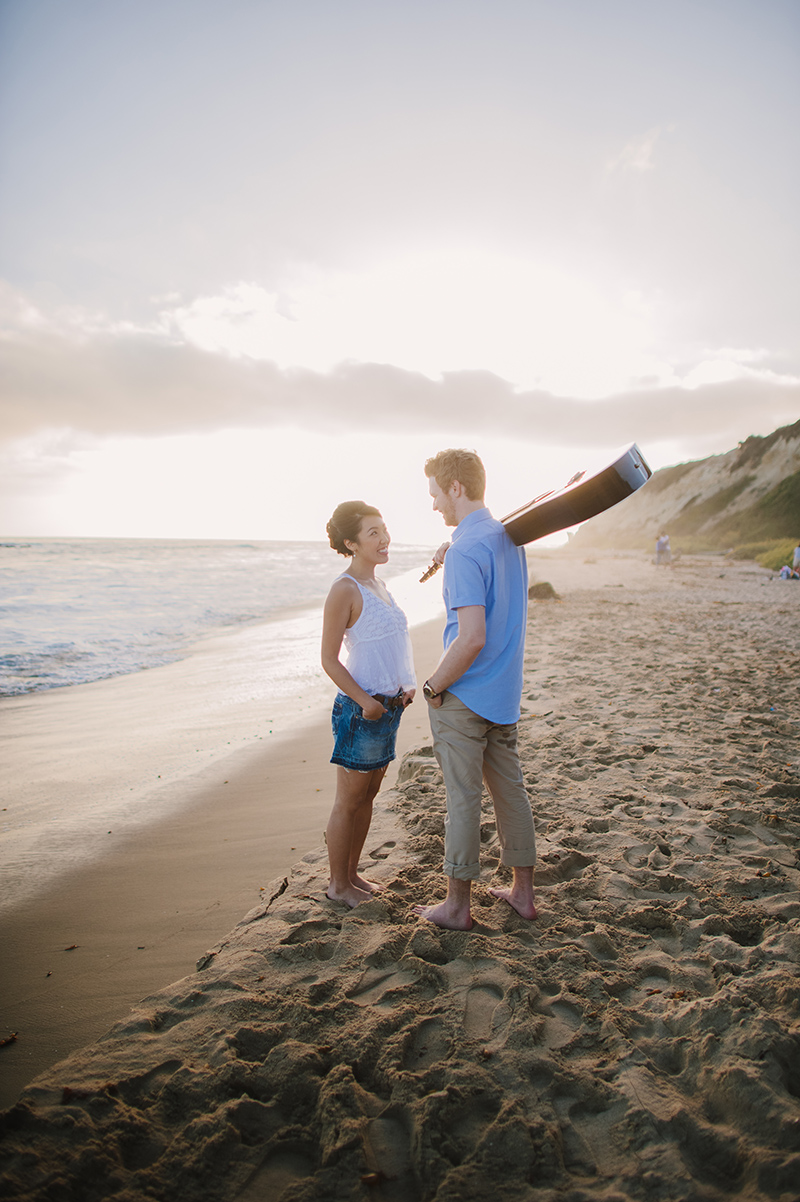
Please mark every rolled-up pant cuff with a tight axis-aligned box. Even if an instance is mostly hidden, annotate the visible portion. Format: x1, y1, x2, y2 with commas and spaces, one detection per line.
501, 847, 537, 867
443, 859, 481, 881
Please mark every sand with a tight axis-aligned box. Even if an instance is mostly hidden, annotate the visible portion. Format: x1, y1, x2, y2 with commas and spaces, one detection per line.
1, 554, 799, 1201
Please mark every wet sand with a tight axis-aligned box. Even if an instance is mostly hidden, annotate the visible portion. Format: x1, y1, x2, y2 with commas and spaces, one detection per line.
1, 554, 799, 1200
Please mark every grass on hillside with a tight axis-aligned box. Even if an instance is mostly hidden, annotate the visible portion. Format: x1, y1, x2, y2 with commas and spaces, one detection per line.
749, 540, 799, 572
706, 469, 800, 544
666, 538, 797, 568
668, 477, 756, 535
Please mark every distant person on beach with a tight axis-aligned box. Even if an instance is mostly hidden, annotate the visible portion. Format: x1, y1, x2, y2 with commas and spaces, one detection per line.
655, 533, 671, 565
321, 501, 416, 908
414, 448, 537, 931
793, 542, 800, 572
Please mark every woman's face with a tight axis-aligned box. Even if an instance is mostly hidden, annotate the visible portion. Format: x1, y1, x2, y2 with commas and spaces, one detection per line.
351, 515, 390, 562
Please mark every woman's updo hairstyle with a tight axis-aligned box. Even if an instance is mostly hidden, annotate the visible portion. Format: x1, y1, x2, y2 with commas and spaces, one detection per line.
326, 501, 381, 557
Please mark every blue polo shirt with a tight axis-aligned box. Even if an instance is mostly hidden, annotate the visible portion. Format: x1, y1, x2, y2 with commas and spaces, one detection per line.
441, 508, 528, 724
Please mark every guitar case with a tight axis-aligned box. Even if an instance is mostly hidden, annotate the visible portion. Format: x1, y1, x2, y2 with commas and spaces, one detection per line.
500, 443, 651, 546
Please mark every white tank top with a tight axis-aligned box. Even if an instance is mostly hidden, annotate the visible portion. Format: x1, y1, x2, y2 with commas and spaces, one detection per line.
341, 576, 416, 696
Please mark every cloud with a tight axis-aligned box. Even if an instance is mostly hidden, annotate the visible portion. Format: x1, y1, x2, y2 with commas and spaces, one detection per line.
2, 307, 798, 462
152, 260, 664, 399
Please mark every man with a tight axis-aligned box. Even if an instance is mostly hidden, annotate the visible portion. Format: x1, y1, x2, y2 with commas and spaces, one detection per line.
414, 449, 537, 931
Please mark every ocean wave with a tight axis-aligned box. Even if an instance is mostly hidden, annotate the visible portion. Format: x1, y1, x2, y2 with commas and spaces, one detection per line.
0, 538, 439, 695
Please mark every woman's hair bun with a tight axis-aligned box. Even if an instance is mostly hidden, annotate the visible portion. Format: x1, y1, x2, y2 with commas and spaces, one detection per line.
326, 501, 381, 557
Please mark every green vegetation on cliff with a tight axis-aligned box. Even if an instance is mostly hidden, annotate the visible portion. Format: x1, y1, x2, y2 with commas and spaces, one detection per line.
704, 469, 800, 545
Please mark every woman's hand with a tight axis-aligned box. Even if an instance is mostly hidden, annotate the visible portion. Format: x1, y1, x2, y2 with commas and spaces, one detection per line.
361, 697, 386, 722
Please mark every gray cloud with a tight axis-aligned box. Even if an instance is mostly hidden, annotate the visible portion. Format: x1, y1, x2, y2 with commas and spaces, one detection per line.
2, 324, 798, 459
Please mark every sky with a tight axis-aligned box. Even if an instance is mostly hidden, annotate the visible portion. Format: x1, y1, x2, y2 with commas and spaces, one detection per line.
0, 0, 798, 546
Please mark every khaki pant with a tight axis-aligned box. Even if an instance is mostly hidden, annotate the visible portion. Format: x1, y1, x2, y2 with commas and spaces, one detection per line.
430, 693, 536, 881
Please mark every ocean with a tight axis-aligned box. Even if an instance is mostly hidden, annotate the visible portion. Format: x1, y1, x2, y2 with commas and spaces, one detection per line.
0, 537, 444, 698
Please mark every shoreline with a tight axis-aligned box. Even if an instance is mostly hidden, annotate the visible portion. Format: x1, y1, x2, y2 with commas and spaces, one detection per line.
0, 568, 445, 914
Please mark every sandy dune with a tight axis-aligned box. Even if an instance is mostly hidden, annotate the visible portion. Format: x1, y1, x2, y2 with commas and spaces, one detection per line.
1, 554, 799, 1200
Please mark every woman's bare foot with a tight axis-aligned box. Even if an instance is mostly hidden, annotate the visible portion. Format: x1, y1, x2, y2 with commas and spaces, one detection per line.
488, 885, 537, 920
352, 874, 385, 894
412, 900, 473, 931
326, 883, 372, 909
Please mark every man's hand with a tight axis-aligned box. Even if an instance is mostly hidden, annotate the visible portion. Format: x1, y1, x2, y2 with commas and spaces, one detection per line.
424, 606, 485, 707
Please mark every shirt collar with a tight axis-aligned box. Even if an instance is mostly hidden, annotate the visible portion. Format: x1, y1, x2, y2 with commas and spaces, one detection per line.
452, 507, 491, 542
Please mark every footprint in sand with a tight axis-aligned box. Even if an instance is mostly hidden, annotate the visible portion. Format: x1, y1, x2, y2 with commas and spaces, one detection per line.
279, 919, 340, 961
623, 842, 667, 869
280, 919, 340, 944
235, 1150, 314, 1200
231, 1027, 284, 1063
535, 850, 592, 885
463, 983, 508, 1039
539, 1000, 583, 1050
346, 967, 417, 1006
667, 1108, 745, 1188
362, 1113, 416, 1196
620, 970, 672, 1011
368, 839, 396, 860
700, 913, 766, 947
580, 928, 619, 961
402, 1017, 450, 1070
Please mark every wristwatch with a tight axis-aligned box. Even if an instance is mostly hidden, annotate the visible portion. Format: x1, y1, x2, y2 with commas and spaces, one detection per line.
422, 680, 440, 701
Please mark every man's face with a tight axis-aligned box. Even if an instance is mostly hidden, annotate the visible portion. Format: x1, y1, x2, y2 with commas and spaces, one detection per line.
429, 477, 458, 527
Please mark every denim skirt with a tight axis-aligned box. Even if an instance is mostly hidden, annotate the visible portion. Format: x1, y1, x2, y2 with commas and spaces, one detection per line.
330, 692, 404, 771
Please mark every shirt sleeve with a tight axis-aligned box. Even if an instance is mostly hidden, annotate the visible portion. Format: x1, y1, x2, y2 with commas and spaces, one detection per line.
444, 546, 487, 609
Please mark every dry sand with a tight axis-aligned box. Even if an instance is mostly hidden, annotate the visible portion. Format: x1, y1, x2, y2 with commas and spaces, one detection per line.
2, 554, 799, 1201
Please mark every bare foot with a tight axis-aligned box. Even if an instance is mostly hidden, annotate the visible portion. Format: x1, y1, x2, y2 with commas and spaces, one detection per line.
488, 886, 537, 920
326, 884, 372, 909
413, 901, 474, 931
352, 875, 385, 894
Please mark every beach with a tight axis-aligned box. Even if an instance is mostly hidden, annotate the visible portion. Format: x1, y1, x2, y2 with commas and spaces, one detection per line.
0, 605, 443, 1108
2, 553, 799, 1200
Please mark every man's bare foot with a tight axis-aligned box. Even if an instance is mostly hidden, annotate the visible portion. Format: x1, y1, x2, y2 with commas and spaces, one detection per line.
326, 884, 372, 909
413, 901, 473, 931
352, 874, 385, 894
488, 886, 537, 920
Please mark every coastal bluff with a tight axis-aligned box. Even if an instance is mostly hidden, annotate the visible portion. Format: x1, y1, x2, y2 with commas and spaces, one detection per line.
571, 418, 800, 552
1, 556, 798, 1201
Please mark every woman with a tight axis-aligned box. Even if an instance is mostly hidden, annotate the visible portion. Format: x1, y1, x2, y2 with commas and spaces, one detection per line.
321, 501, 416, 908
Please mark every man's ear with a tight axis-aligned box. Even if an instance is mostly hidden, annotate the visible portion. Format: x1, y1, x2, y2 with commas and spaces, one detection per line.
450, 479, 464, 497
